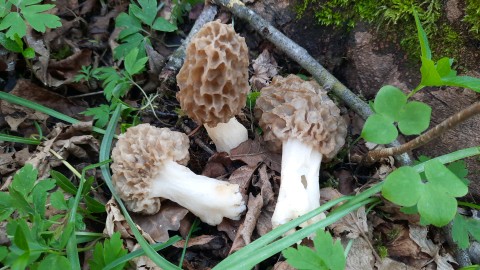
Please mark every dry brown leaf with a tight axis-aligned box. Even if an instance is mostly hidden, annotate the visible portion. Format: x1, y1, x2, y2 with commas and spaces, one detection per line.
131, 252, 161, 270
48, 49, 92, 83
250, 49, 278, 90
256, 210, 273, 236
329, 206, 368, 239
0, 221, 8, 245
273, 261, 295, 270
230, 193, 263, 253
230, 139, 281, 173
131, 201, 189, 243
27, 122, 98, 178
376, 223, 429, 268
104, 198, 155, 243
0, 152, 15, 175
375, 257, 416, 270
228, 165, 256, 201
173, 235, 217, 249
377, 201, 421, 224
345, 236, 375, 270
409, 225, 456, 270
1, 80, 87, 120
202, 152, 232, 178
217, 218, 243, 242
253, 164, 275, 207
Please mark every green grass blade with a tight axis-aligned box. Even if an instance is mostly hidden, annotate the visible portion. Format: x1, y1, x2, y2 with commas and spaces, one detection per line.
0, 91, 106, 135
213, 196, 352, 269
0, 133, 40, 145
103, 236, 182, 270
99, 104, 181, 270
217, 198, 377, 270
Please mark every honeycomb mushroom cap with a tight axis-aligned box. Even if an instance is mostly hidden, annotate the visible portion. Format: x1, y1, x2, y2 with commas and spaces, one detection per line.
176, 20, 249, 127
110, 124, 190, 214
255, 74, 347, 160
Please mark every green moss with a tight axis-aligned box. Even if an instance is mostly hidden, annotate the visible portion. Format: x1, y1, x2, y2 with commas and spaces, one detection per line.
464, 0, 480, 39
296, 0, 441, 34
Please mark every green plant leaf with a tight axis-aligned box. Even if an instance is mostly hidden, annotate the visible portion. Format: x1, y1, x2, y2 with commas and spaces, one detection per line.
22, 47, 35, 59
11, 163, 37, 197
452, 214, 470, 249
373, 85, 407, 121
0, 12, 26, 38
283, 230, 345, 270
124, 48, 148, 76
31, 178, 56, 216
397, 101, 431, 135
0, 246, 7, 261
425, 159, 468, 197
130, 0, 157, 26
21, 4, 61, 33
0, 32, 22, 52
50, 190, 68, 210
413, 9, 431, 60
51, 170, 77, 195
417, 183, 457, 226
81, 105, 112, 128
88, 232, 128, 270
383, 159, 468, 227
361, 114, 398, 144
14, 225, 30, 251
382, 166, 422, 207
436, 57, 456, 78
38, 254, 71, 270
152, 17, 177, 32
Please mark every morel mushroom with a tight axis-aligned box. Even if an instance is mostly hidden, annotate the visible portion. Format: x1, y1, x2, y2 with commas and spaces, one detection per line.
110, 124, 246, 225
255, 75, 347, 228
176, 20, 249, 154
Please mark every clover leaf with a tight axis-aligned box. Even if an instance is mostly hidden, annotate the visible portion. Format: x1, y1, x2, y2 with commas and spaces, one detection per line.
382, 159, 468, 227
361, 85, 432, 144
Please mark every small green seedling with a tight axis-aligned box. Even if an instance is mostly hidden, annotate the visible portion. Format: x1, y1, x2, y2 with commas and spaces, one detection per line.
0, 33, 35, 58
283, 230, 346, 270
0, 0, 61, 39
114, 0, 177, 59
361, 85, 431, 144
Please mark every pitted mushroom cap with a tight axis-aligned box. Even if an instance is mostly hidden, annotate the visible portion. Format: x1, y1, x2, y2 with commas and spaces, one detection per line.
255, 74, 347, 160
110, 124, 190, 214
176, 20, 249, 127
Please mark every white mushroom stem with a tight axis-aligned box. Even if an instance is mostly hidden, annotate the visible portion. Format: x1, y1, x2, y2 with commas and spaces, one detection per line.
204, 117, 248, 154
150, 160, 246, 225
272, 138, 325, 229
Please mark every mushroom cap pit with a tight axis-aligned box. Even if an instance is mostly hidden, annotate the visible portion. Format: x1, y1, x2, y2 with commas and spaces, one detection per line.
111, 124, 190, 214
176, 20, 249, 127
255, 74, 347, 160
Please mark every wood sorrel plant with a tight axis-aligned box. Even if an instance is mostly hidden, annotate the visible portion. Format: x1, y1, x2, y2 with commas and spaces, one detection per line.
361, 11, 480, 227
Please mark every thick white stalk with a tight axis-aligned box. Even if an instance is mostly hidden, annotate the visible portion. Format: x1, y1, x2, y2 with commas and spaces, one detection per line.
204, 117, 248, 154
272, 138, 323, 228
150, 160, 246, 225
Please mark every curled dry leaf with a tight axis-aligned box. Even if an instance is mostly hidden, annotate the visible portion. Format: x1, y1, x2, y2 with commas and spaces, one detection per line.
409, 225, 456, 270
250, 49, 278, 90
26, 122, 99, 178
345, 236, 375, 270
104, 198, 155, 244
230, 193, 263, 253
131, 201, 189, 243
173, 235, 217, 249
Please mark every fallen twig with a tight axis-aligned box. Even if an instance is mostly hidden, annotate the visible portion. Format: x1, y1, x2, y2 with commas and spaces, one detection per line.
209, 0, 412, 165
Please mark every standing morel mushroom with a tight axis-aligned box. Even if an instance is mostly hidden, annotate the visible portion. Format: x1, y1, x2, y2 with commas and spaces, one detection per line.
110, 124, 246, 225
255, 74, 347, 228
176, 20, 249, 154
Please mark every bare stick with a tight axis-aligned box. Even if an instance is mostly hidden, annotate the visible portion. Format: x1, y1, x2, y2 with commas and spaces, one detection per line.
209, 0, 412, 165
366, 101, 480, 163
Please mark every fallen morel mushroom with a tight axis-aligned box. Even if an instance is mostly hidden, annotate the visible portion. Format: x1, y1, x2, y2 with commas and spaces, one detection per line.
110, 124, 246, 225
176, 20, 249, 154
255, 74, 347, 228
